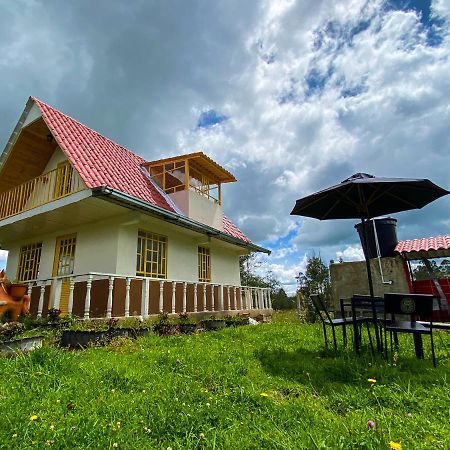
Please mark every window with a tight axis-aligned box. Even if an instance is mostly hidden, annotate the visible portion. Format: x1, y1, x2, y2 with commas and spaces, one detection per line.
198, 247, 211, 282
53, 235, 77, 277
53, 161, 73, 199
16, 242, 42, 281
136, 230, 167, 278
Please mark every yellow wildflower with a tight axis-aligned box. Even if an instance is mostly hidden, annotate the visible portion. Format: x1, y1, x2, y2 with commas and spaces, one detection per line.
389, 441, 402, 450
260, 392, 270, 397
368, 378, 377, 384
29, 415, 38, 422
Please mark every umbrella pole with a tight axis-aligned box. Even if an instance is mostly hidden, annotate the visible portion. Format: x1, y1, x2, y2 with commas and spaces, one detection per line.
361, 218, 375, 297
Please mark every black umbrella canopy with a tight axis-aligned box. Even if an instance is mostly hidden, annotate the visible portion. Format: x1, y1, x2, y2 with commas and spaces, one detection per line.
291, 173, 449, 220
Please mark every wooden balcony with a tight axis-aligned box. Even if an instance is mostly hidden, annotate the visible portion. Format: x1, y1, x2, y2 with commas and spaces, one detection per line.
0, 162, 84, 220
24, 272, 273, 319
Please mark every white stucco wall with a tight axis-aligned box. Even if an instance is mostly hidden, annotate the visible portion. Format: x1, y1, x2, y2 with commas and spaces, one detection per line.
4, 210, 242, 285
169, 190, 224, 231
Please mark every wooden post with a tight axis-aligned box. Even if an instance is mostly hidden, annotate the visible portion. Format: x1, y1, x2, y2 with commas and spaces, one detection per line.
159, 280, 164, 312
84, 275, 93, 319
106, 276, 114, 318
171, 281, 176, 314
182, 282, 187, 313
194, 283, 198, 313
37, 283, 46, 318
68, 277, 75, 316
125, 278, 131, 317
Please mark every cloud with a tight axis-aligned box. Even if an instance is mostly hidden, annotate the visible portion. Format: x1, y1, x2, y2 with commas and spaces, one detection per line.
335, 245, 364, 262
1, 0, 450, 285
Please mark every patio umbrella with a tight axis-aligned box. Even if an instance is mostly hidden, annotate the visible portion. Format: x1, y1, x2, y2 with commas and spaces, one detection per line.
291, 173, 449, 296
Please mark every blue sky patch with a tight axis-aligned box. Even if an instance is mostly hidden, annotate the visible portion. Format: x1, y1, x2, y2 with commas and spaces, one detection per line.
197, 109, 228, 129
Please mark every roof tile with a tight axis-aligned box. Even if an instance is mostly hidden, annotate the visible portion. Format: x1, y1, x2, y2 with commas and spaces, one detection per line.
32, 97, 250, 243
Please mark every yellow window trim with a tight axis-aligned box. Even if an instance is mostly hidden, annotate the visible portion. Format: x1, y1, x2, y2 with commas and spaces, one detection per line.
198, 246, 211, 282
16, 241, 43, 282
136, 230, 168, 278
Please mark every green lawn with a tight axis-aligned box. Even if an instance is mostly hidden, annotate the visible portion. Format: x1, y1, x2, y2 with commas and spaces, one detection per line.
0, 312, 449, 449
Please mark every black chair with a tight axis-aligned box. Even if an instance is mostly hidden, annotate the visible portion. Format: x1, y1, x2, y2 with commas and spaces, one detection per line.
351, 295, 384, 355
383, 293, 436, 367
310, 294, 362, 351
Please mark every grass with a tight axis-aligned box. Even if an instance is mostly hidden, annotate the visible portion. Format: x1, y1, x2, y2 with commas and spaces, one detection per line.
0, 311, 449, 449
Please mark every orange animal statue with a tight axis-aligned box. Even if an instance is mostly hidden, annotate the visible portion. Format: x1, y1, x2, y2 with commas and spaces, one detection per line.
0, 270, 30, 321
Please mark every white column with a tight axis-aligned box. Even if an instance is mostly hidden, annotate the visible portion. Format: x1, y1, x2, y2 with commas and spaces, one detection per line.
182, 282, 187, 313
141, 278, 150, 318
202, 284, 207, 311
233, 287, 237, 310
268, 289, 272, 309
159, 280, 164, 312
193, 283, 198, 312
218, 284, 224, 311
68, 277, 75, 316
171, 281, 176, 314
84, 275, 93, 319
106, 276, 114, 318
37, 283, 46, 318
259, 289, 263, 309
124, 278, 131, 317
227, 286, 231, 311
211, 285, 215, 312
27, 282, 33, 298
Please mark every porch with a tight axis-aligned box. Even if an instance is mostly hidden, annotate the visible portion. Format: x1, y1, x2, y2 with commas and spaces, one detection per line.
24, 272, 272, 319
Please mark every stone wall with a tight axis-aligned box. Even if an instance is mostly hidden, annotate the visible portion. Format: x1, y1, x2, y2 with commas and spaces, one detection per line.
330, 256, 410, 308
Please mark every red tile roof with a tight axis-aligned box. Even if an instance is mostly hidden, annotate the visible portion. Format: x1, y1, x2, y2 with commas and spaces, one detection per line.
32, 97, 250, 243
395, 235, 450, 254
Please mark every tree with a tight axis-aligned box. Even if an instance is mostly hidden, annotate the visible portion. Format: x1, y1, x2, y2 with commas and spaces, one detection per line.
296, 255, 331, 323
271, 288, 296, 310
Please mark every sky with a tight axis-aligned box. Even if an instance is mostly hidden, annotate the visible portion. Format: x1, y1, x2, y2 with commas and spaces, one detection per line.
1, 0, 450, 293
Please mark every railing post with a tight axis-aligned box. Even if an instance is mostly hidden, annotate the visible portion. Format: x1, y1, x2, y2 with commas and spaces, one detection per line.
182, 282, 187, 313
159, 280, 164, 312
106, 276, 114, 318
202, 284, 207, 311
227, 286, 231, 311
268, 289, 272, 309
218, 284, 224, 311
37, 282, 46, 318
259, 289, 263, 309
68, 277, 75, 316
84, 275, 93, 319
141, 278, 149, 318
211, 285, 215, 312
27, 282, 33, 298
193, 283, 198, 313
171, 281, 176, 314
125, 277, 131, 317
233, 287, 237, 310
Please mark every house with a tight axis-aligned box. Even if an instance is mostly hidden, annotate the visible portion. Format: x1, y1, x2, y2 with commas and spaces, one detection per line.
0, 97, 271, 319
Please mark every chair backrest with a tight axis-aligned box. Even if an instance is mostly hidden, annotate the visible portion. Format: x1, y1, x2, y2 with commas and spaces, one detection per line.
351, 295, 384, 321
310, 294, 332, 324
384, 293, 434, 318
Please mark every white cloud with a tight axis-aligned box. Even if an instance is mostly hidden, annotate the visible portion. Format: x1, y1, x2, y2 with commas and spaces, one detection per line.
335, 245, 364, 262
1, 0, 450, 287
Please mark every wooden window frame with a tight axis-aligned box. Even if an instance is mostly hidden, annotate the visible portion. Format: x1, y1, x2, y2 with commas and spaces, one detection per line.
136, 230, 168, 278
53, 234, 77, 277
16, 242, 43, 281
198, 246, 211, 282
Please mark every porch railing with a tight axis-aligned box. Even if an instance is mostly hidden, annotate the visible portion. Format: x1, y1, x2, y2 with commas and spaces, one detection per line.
0, 165, 84, 220
24, 272, 272, 319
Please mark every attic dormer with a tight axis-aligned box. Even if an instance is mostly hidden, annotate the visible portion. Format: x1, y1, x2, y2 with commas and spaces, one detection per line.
142, 152, 236, 231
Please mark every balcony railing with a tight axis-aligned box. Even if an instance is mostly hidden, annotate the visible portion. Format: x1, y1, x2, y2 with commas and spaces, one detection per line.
0, 163, 84, 220
23, 272, 272, 319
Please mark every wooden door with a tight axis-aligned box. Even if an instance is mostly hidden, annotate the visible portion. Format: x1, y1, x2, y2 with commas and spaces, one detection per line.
52, 234, 77, 315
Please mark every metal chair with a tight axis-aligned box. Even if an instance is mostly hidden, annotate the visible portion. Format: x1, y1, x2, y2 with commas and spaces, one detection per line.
310, 294, 362, 351
351, 295, 384, 355
383, 293, 436, 367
